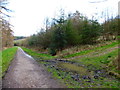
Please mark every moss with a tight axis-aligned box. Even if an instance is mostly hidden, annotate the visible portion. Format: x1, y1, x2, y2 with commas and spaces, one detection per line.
57, 62, 87, 75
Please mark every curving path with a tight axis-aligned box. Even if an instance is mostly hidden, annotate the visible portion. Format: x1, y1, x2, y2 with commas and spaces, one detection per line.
2, 48, 65, 88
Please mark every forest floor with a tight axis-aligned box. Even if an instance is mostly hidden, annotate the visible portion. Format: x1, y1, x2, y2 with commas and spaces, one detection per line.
2, 48, 65, 88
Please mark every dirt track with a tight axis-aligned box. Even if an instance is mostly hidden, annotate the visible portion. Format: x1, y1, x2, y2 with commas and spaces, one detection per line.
2, 48, 65, 88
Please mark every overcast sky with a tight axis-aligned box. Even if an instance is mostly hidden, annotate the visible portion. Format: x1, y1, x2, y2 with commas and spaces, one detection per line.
7, 0, 119, 36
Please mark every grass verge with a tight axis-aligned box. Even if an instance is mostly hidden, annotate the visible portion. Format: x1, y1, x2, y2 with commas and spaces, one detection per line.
1, 47, 18, 77
22, 47, 55, 60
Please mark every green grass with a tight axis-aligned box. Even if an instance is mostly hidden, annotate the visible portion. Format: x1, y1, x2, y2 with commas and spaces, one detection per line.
21, 41, 119, 88
46, 65, 82, 88
47, 49, 119, 88
73, 49, 118, 70
117, 35, 120, 38
57, 62, 87, 75
22, 47, 55, 60
2, 47, 18, 77
0, 51, 2, 78
63, 41, 118, 58
43, 59, 120, 88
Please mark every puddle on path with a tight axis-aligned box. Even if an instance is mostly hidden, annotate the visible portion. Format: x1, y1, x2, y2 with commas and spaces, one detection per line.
18, 47, 34, 59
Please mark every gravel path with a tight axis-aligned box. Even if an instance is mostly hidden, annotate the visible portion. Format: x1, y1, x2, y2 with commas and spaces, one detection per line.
2, 48, 65, 88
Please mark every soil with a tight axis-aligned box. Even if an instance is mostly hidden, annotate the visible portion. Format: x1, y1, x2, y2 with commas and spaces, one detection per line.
2, 48, 66, 88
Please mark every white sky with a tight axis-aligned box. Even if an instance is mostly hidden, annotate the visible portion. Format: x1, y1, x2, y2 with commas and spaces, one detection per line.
7, 0, 119, 36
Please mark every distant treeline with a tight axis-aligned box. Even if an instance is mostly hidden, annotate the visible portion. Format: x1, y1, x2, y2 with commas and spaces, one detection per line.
21, 10, 118, 55
14, 36, 26, 40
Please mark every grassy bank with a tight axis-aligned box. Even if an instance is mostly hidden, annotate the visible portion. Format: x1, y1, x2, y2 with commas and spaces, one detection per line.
2, 47, 18, 77
63, 41, 118, 58
22, 47, 55, 60
21, 40, 119, 88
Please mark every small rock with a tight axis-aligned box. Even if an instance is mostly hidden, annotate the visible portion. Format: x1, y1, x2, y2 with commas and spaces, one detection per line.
82, 76, 86, 79
86, 80, 91, 82
57, 73, 60, 76
94, 75, 99, 79
56, 68, 59, 71
71, 74, 79, 81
